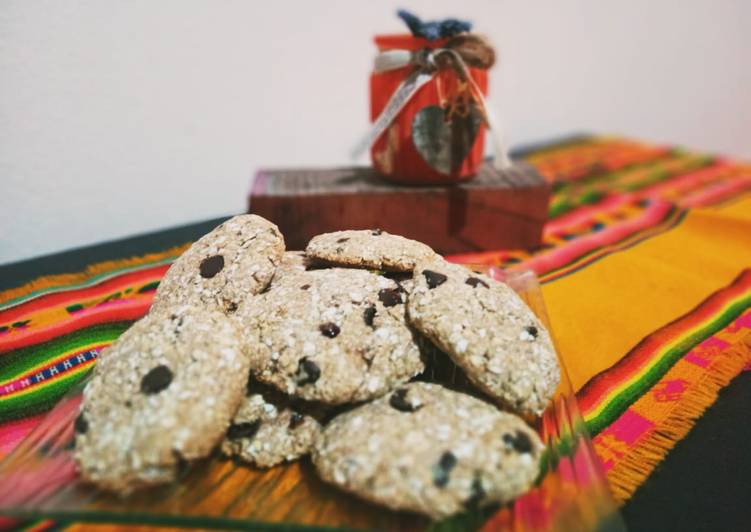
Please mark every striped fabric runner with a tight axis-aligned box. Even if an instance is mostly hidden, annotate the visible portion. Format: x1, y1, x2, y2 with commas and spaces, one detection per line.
1, 136, 750, 520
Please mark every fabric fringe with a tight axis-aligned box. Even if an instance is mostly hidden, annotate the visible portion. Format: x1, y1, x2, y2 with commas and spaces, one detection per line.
0, 244, 191, 307
607, 334, 751, 503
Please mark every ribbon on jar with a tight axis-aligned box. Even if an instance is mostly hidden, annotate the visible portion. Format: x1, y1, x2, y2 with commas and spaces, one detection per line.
352, 34, 511, 169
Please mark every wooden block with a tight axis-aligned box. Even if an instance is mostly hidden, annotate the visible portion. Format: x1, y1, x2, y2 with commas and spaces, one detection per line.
248, 162, 550, 254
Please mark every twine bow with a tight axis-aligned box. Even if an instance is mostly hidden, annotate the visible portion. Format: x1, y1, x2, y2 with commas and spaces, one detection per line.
352, 35, 511, 170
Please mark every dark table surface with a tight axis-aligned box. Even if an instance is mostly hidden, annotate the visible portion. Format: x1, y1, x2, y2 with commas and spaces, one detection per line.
1, 218, 749, 532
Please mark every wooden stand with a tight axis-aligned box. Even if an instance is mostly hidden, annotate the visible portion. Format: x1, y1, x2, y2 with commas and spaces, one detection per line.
248, 162, 550, 254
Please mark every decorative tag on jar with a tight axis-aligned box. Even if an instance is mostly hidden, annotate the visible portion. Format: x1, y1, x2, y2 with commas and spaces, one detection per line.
353, 10, 510, 185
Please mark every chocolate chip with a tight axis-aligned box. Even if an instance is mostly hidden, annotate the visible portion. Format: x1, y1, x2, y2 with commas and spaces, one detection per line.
378, 288, 403, 307
227, 420, 260, 440
336, 237, 350, 243
524, 326, 538, 338
440, 451, 457, 469
503, 430, 533, 454
363, 305, 377, 327
140, 365, 173, 394
389, 388, 421, 412
225, 301, 238, 313
465, 277, 489, 288
171, 314, 185, 334
289, 412, 305, 429
300, 284, 311, 290
381, 271, 411, 284
372, 228, 383, 236
296, 358, 321, 386
319, 322, 340, 338
199, 255, 224, 278
433, 451, 457, 487
74, 413, 88, 434
464, 474, 486, 508
422, 270, 447, 289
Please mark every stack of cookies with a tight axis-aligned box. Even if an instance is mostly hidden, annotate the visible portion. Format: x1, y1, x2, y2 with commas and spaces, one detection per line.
73, 215, 560, 519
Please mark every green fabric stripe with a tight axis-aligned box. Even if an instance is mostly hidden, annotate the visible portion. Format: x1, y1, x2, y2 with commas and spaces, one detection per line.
0, 322, 132, 378
561, 149, 680, 189
0, 366, 94, 422
585, 295, 751, 436
0, 257, 174, 311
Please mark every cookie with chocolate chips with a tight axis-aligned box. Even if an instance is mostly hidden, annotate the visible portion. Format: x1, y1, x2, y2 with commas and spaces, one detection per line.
406, 259, 560, 417
305, 229, 438, 272
235, 266, 424, 404
312, 382, 543, 519
150, 214, 284, 315
221, 376, 327, 468
74, 305, 248, 493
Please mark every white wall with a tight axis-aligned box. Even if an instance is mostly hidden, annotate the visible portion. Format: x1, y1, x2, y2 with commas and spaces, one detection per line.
1, 0, 749, 264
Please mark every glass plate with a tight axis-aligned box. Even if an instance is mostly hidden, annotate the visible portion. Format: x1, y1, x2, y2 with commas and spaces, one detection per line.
0, 268, 626, 531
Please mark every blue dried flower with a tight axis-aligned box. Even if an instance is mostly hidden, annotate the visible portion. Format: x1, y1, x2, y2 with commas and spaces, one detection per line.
396, 9, 472, 40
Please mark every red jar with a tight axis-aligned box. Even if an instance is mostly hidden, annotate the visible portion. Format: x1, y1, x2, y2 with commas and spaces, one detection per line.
370, 34, 489, 185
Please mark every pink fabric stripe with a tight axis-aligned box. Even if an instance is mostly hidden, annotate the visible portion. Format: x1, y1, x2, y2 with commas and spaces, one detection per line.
524, 199, 675, 274
639, 161, 731, 199
679, 176, 751, 208
684, 336, 733, 368
0, 413, 45, 456
544, 194, 632, 233
593, 410, 654, 472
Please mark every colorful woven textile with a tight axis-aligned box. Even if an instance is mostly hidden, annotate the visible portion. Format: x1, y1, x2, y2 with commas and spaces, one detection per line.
1, 135, 750, 528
